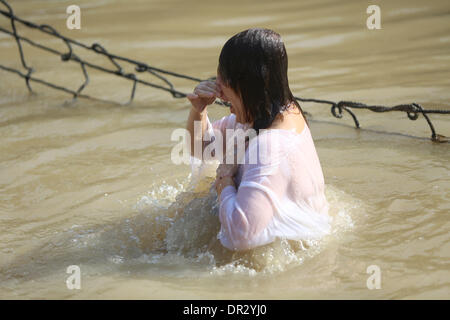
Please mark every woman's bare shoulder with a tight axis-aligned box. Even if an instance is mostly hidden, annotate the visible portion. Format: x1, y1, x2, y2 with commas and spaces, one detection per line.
268, 105, 306, 134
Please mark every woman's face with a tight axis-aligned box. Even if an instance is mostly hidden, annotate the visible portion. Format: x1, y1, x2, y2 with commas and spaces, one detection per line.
216, 72, 247, 124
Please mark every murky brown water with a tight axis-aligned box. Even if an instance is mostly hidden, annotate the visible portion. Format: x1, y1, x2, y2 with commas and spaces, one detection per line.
0, 0, 449, 299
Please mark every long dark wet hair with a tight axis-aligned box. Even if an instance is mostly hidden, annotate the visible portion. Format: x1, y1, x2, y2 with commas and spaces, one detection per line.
218, 28, 308, 133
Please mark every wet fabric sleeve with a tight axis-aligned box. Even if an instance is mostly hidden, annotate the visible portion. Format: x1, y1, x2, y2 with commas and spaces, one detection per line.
205, 113, 236, 142
218, 141, 284, 251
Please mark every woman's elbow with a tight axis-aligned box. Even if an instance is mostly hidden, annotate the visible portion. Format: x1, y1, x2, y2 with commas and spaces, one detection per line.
219, 203, 267, 251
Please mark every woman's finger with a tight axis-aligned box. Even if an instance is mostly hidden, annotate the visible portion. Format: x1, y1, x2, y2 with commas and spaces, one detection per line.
195, 89, 216, 98
200, 82, 219, 95
186, 93, 198, 100
197, 83, 216, 93
204, 81, 218, 91
195, 87, 215, 94
205, 82, 221, 96
197, 81, 214, 89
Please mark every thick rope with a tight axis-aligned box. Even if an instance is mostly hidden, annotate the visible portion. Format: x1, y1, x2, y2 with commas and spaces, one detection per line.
0, 0, 448, 142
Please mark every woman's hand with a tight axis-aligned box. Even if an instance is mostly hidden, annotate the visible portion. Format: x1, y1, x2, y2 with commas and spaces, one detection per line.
216, 162, 238, 178
186, 80, 222, 113
215, 163, 238, 196
215, 175, 235, 196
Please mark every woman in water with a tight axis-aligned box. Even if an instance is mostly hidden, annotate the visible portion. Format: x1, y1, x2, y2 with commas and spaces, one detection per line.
186, 28, 331, 251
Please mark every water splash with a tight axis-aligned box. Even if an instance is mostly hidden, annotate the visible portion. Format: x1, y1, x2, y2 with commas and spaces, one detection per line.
96, 178, 361, 276
0, 177, 360, 283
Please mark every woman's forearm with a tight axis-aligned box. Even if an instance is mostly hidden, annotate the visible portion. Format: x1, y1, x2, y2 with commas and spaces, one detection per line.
186, 106, 208, 157
185, 79, 221, 157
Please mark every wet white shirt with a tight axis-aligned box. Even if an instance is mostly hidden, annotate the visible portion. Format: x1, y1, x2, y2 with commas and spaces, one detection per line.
195, 113, 331, 251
